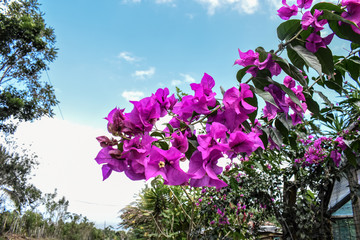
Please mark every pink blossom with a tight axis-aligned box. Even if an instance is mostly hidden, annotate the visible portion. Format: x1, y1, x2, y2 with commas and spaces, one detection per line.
278, 0, 298, 20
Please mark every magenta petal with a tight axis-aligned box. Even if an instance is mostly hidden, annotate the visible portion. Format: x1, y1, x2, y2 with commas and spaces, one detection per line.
102, 165, 112, 181
164, 165, 190, 185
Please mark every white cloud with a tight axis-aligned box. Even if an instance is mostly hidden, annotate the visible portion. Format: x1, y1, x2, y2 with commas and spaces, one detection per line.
132, 67, 156, 79
171, 79, 182, 86
122, 0, 141, 3
121, 90, 145, 101
171, 73, 196, 86
181, 73, 196, 83
13, 118, 144, 227
195, 0, 260, 15
239, 0, 258, 14
118, 51, 139, 63
155, 0, 174, 4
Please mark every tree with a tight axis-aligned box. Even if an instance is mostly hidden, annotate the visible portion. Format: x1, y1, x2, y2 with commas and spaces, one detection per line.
0, 0, 58, 133
0, 141, 41, 212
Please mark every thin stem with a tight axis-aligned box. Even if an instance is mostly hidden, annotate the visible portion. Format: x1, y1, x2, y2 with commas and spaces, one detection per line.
180, 185, 195, 240
191, 105, 222, 126
150, 213, 170, 238
167, 186, 191, 221
274, 29, 304, 55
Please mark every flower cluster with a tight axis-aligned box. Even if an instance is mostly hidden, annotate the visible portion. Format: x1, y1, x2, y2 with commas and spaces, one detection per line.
234, 49, 281, 77
263, 76, 307, 125
95, 73, 269, 188
295, 135, 346, 167
278, 0, 335, 53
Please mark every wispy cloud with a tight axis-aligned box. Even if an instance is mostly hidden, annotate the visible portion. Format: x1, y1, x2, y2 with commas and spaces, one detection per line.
181, 73, 195, 83
171, 73, 196, 86
132, 67, 156, 79
195, 0, 259, 15
121, 90, 145, 101
122, 0, 141, 3
118, 51, 140, 63
155, 0, 174, 4
171, 79, 183, 86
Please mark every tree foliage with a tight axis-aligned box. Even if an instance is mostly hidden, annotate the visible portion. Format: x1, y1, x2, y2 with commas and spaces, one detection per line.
0, 0, 58, 133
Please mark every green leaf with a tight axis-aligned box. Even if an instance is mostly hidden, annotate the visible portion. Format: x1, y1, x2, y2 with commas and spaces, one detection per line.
328, 19, 360, 45
236, 66, 252, 83
334, 69, 344, 89
351, 43, 360, 50
255, 47, 268, 62
321, 9, 357, 26
315, 90, 332, 107
245, 85, 258, 125
157, 141, 169, 150
269, 127, 283, 147
324, 80, 342, 95
287, 45, 306, 71
229, 177, 239, 190
289, 44, 322, 77
254, 87, 277, 107
275, 118, 289, 141
344, 148, 356, 166
311, 2, 342, 14
314, 47, 334, 78
150, 131, 165, 139
344, 58, 360, 81
277, 19, 301, 41
305, 94, 320, 116
259, 129, 269, 149
277, 55, 308, 87
185, 135, 198, 160
252, 76, 271, 90
278, 83, 303, 110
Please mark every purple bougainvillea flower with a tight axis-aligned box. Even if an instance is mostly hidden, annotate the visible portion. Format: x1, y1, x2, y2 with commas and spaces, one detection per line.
305, 32, 334, 53
223, 85, 256, 115
335, 136, 347, 150
171, 131, 189, 153
221, 85, 257, 131
126, 96, 161, 133
197, 122, 229, 159
283, 76, 295, 88
264, 84, 289, 114
255, 54, 282, 76
191, 73, 217, 108
96, 136, 118, 148
234, 49, 259, 67
95, 146, 128, 180
153, 88, 177, 117
172, 95, 210, 121
341, 0, 360, 34
123, 134, 156, 161
302, 10, 327, 32
263, 102, 279, 121
227, 131, 264, 157
277, 0, 298, 20
234, 49, 260, 77
331, 150, 341, 167
188, 150, 227, 188
106, 108, 132, 135
297, 0, 313, 9
145, 146, 190, 185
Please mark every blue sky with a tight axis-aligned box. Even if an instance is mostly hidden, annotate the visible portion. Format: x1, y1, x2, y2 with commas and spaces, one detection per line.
11, 0, 346, 228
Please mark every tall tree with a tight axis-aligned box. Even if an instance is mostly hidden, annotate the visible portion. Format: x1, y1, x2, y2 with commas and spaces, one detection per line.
0, 0, 58, 133
0, 142, 41, 212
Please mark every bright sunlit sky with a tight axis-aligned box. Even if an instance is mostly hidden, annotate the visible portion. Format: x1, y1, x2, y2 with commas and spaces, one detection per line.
12, 0, 346, 228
